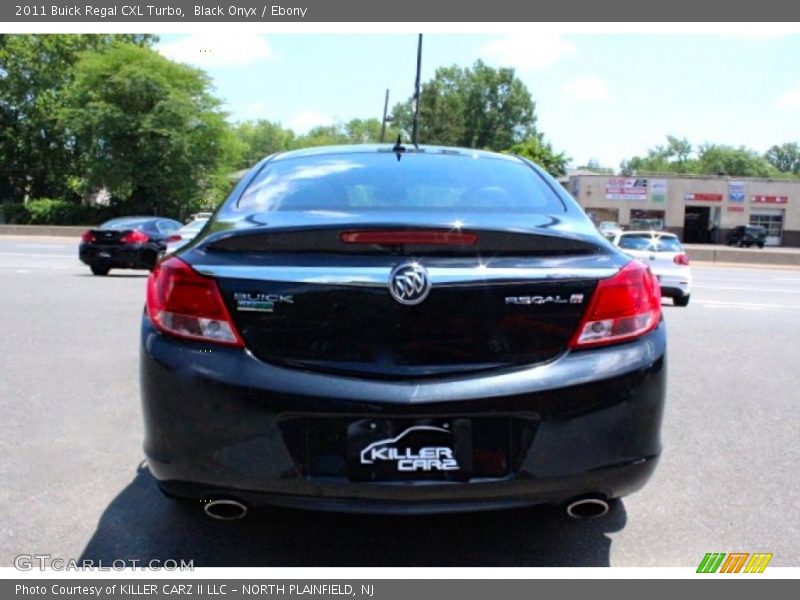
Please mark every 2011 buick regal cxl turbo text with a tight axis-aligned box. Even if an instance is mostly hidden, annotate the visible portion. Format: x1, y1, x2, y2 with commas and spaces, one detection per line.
140, 144, 666, 520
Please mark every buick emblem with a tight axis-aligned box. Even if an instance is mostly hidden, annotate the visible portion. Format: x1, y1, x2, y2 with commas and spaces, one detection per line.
389, 262, 431, 305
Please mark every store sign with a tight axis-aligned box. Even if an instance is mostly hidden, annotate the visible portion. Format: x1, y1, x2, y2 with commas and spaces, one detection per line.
685, 193, 723, 202
729, 181, 745, 201
606, 178, 648, 200
752, 195, 788, 204
727, 206, 745, 212
650, 180, 667, 203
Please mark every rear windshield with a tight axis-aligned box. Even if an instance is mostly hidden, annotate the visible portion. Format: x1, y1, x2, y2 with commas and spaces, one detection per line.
234, 152, 565, 213
618, 234, 682, 252
654, 237, 682, 252
618, 235, 653, 250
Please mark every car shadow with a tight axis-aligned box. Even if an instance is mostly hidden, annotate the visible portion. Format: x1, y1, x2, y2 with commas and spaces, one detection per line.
79, 464, 626, 567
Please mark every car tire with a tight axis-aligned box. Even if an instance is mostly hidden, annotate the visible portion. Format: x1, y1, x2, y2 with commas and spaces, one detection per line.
674, 295, 690, 307
90, 265, 110, 276
758, 243, 764, 249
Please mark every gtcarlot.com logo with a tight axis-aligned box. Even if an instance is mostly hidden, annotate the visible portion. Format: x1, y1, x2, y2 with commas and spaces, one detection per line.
14, 554, 194, 571
697, 552, 773, 573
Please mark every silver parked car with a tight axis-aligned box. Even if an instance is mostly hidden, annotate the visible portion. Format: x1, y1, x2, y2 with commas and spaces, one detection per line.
165, 218, 209, 255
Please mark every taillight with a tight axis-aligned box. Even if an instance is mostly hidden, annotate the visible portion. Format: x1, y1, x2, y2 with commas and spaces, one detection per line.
120, 230, 150, 243
81, 231, 95, 242
167, 234, 183, 242
146, 256, 243, 346
569, 260, 662, 348
340, 230, 478, 245
673, 253, 690, 266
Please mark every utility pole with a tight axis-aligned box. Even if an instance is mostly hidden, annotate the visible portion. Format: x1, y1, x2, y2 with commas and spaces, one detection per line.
380, 89, 390, 143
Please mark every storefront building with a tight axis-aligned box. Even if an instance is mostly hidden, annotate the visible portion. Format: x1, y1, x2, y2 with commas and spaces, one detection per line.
567, 173, 800, 247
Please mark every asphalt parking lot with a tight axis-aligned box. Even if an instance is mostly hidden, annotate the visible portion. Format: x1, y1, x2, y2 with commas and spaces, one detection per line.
1, 236, 798, 567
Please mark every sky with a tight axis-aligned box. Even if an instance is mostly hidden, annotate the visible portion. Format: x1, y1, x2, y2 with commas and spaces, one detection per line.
155, 33, 800, 170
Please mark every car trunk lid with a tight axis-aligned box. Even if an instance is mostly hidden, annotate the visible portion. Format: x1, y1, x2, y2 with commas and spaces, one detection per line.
185, 221, 622, 379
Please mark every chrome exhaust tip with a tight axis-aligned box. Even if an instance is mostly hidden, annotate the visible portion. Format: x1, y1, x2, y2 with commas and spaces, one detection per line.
566, 498, 610, 519
203, 499, 248, 521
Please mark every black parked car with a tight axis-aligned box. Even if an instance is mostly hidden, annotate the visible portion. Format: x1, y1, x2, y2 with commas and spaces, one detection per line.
727, 225, 767, 248
79, 216, 182, 275
141, 145, 666, 519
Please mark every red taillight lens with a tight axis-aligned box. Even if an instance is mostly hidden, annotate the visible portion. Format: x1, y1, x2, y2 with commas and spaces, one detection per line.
673, 253, 690, 266
81, 231, 95, 242
146, 257, 243, 346
340, 230, 478, 245
569, 260, 662, 348
120, 230, 149, 243
167, 234, 183, 242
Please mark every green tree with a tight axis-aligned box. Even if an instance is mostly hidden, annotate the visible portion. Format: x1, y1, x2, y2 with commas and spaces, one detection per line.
577, 159, 614, 174
507, 135, 569, 177
292, 118, 401, 148
293, 124, 351, 148
621, 136, 781, 177
620, 153, 674, 175
233, 119, 295, 167
696, 144, 778, 177
204, 126, 250, 206
765, 142, 800, 174
229, 117, 400, 168
392, 60, 537, 150
0, 34, 155, 203
620, 136, 680, 174
665, 135, 692, 166
343, 117, 401, 144
60, 42, 229, 217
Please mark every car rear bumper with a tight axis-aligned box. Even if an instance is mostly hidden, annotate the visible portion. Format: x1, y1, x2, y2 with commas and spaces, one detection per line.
657, 273, 691, 298
140, 317, 666, 514
79, 243, 157, 269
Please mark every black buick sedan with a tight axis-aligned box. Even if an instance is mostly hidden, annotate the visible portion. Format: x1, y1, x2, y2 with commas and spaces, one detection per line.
141, 145, 666, 519
79, 216, 182, 275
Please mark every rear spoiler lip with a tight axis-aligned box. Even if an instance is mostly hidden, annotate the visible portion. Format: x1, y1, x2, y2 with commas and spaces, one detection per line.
192, 222, 610, 256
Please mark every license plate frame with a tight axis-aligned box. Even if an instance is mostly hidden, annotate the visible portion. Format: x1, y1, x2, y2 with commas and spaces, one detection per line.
346, 418, 473, 482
